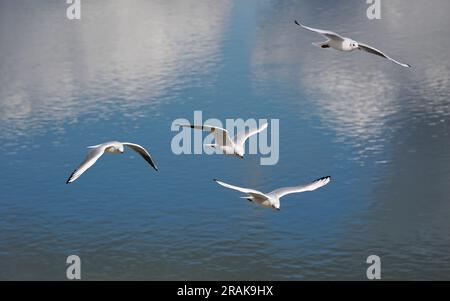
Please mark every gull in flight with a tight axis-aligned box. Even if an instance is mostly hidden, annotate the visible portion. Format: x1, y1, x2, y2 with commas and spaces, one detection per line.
177, 123, 268, 158
294, 20, 411, 68
66, 141, 158, 184
214, 176, 331, 210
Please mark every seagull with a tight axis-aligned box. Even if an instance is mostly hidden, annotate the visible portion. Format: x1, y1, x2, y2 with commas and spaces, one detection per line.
66, 141, 158, 184
294, 20, 411, 68
177, 123, 268, 158
214, 176, 331, 210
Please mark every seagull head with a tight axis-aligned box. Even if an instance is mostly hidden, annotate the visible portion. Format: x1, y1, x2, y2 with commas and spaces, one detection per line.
350, 41, 359, 50
271, 201, 281, 211
235, 149, 244, 159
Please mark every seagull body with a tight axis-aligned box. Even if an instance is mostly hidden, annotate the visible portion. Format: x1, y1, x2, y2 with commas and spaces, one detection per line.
178, 123, 268, 158
214, 176, 331, 210
66, 141, 158, 184
294, 20, 411, 68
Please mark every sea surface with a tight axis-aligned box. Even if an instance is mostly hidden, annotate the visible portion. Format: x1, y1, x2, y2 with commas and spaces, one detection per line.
0, 0, 449, 280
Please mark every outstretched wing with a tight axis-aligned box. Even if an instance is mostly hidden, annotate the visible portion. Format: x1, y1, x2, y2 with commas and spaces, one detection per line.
268, 176, 331, 199
213, 179, 268, 199
178, 124, 234, 147
66, 145, 107, 183
294, 20, 345, 41
358, 43, 411, 68
123, 142, 158, 171
234, 123, 268, 147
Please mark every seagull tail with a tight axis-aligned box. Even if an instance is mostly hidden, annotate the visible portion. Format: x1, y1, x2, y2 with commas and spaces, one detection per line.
312, 42, 328, 48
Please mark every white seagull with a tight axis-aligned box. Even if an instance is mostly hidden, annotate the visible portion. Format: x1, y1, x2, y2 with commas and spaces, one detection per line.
214, 176, 331, 210
66, 141, 158, 184
177, 123, 268, 158
294, 20, 411, 68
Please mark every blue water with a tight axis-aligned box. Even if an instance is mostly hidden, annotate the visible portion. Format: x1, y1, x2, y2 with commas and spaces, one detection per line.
1, 0, 450, 280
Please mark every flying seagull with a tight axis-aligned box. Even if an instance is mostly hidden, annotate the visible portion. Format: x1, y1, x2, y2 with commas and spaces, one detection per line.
66, 141, 158, 184
294, 20, 411, 68
214, 176, 331, 210
177, 123, 268, 158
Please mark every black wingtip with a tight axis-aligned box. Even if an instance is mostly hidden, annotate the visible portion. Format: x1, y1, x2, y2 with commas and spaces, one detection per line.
294, 20, 300, 26
213, 178, 218, 182
317, 176, 331, 181
66, 170, 75, 184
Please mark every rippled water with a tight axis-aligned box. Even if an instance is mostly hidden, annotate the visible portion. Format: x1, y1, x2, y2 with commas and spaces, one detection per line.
1, 0, 449, 280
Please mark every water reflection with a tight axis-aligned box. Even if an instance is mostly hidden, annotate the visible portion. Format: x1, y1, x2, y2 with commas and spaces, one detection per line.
1, 0, 450, 280
251, 0, 450, 163
0, 0, 232, 140
249, 0, 450, 279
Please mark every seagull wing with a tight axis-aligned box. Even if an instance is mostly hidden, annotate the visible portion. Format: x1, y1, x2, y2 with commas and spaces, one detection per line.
214, 179, 268, 199
294, 20, 345, 41
178, 124, 234, 147
268, 176, 331, 199
123, 142, 158, 171
234, 123, 268, 148
358, 42, 411, 68
66, 144, 108, 183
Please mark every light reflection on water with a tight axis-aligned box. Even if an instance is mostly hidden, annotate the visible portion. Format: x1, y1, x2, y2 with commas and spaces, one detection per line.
0, 0, 231, 142
0, 0, 450, 280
